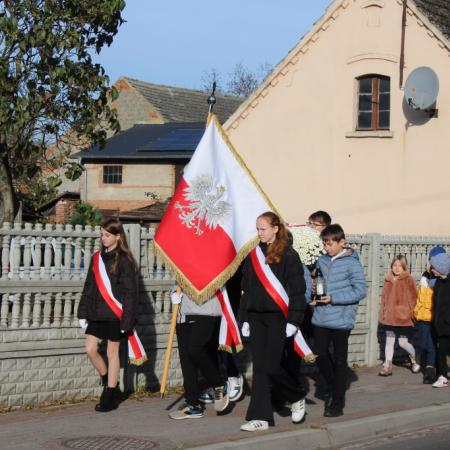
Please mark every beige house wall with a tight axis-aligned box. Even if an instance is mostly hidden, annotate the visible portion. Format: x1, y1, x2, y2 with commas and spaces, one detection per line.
81, 163, 175, 211
225, 0, 450, 235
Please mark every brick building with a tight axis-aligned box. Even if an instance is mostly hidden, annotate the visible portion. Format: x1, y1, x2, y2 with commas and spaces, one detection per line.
68, 79, 243, 222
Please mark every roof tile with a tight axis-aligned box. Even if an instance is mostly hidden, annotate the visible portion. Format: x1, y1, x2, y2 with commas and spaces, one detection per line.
123, 78, 243, 124
413, 0, 450, 40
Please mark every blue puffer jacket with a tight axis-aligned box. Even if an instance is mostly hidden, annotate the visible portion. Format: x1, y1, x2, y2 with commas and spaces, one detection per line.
309, 248, 367, 330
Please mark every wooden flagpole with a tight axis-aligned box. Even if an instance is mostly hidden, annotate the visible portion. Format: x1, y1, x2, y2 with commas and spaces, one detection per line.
160, 289, 180, 398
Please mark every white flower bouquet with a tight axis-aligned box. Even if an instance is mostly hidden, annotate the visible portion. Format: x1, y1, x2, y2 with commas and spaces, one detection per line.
288, 225, 325, 266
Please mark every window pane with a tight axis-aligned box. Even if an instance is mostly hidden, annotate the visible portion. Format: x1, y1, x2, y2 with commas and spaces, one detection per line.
103, 166, 123, 184
379, 93, 390, 110
359, 77, 373, 94
358, 112, 372, 129
379, 111, 390, 128
359, 94, 372, 111
379, 76, 390, 93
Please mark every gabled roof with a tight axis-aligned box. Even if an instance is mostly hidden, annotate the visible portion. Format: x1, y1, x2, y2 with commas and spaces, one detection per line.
414, 0, 450, 40
75, 122, 204, 162
122, 77, 243, 124
224, 0, 450, 133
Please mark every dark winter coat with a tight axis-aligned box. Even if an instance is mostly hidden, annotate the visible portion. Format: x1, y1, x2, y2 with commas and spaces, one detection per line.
238, 243, 307, 325
433, 276, 450, 336
77, 250, 139, 332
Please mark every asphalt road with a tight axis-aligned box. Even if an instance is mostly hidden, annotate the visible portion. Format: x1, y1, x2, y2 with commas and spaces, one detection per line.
341, 423, 450, 450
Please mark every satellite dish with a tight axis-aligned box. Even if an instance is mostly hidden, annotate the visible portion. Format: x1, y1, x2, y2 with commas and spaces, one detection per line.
404, 66, 439, 110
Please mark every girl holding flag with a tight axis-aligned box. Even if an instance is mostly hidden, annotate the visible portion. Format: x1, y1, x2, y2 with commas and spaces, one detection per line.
239, 211, 310, 432
78, 218, 146, 412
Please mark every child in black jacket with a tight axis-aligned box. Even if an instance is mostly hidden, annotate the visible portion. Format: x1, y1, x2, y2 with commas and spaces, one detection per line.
430, 252, 450, 388
78, 219, 139, 411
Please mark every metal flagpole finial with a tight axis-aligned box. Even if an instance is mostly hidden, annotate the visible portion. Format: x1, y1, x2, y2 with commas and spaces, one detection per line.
207, 81, 217, 113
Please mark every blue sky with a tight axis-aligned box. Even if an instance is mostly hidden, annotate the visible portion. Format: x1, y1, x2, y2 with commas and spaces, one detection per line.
95, 0, 331, 90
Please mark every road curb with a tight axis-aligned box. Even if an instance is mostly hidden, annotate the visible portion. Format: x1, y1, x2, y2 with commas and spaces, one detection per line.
188, 402, 450, 450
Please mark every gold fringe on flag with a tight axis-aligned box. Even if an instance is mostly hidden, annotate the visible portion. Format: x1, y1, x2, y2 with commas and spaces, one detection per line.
153, 236, 259, 303
129, 355, 148, 366
218, 343, 244, 354
303, 353, 317, 363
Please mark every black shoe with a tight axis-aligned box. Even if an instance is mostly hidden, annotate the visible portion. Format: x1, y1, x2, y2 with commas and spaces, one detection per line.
323, 405, 344, 417
423, 366, 436, 384
95, 387, 119, 412
324, 402, 344, 417
324, 393, 333, 409
101, 373, 108, 386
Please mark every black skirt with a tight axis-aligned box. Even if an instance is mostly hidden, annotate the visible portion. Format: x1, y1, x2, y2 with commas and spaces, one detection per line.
382, 324, 415, 338
85, 320, 123, 342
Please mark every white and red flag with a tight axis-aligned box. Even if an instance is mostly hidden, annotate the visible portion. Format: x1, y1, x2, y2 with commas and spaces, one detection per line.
154, 114, 275, 301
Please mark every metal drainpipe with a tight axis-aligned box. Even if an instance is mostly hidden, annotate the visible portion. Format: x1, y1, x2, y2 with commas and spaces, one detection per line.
83, 165, 87, 202
399, 0, 407, 88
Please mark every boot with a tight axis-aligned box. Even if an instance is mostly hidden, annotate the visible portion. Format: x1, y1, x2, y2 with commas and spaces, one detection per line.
95, 387, 119, 412
324, 401, 344, 417
101, 372, 108, 387
423, 366, 436, 384
378, 361, 392, 376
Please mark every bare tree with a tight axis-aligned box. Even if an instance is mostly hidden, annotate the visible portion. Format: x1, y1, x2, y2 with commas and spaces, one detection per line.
226, 62, 259, 97
200, 61, 274, 98
200, 68, 223, 93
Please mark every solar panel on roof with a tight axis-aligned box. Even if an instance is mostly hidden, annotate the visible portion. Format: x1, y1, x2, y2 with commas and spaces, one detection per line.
138, 128, 203, 152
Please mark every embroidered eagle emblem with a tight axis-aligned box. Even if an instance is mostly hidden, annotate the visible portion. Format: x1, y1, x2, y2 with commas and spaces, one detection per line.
175, 174, 232, 235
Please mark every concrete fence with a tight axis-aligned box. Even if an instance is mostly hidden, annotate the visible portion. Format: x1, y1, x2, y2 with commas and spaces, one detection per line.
0, 221, 449, 407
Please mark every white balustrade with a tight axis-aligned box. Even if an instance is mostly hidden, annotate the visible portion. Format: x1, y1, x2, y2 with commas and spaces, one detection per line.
2, 221, 448, 336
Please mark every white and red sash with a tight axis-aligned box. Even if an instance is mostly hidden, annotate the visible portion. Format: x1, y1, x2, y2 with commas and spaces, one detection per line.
250, 246, 316, 362
92, 251, 148, 366
216, 287, 243, 353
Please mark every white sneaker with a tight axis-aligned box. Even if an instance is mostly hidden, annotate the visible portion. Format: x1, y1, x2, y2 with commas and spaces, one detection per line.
213, 382, 229, 412
291, 398, 306, 423
432, 375, 449, 388
240, 420, 269, 432
228, 375, 244, 402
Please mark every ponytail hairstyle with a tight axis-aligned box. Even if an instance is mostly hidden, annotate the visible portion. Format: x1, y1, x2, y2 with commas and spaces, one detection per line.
100, 218, 137, 274
258, 211, 288, 264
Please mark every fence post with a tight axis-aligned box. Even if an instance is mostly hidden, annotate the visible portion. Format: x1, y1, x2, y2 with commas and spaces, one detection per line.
367, 233, 381, 366
124, 224, 141, 269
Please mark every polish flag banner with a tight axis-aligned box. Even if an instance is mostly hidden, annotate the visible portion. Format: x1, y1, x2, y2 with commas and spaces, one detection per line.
154, 114, 276, 301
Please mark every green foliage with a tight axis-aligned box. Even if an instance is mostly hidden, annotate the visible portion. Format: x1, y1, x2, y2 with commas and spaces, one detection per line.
70, 201, 103, 226
0, 0, 125, 186
20, 174, 61, 213
64, 162, 83, 181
